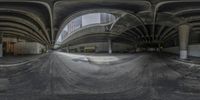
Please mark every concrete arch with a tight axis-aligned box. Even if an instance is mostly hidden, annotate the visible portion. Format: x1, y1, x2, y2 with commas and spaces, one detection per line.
0, 17, 49, 43
0, 23, 45, 43
158, 17, 200, 42
3, 33, 41, 44
55, 8, 127, 42
1, 31, 44, 44
25, 1, 53, 42
110, 13, 152, 42
0, 16, 40, 32
0, 28, 45, 44
0, 9, 50, 43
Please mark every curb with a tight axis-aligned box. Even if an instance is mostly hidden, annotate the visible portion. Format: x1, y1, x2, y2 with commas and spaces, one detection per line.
171, 59, 200, 67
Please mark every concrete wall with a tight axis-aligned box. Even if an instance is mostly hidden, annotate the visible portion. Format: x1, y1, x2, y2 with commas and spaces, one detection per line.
14, 42, 45, 55
188, 44, 200, 57
112, 43, 133, 52
163, 44, 200, 57
163, 47, 179, 54
68, 42, 133, 53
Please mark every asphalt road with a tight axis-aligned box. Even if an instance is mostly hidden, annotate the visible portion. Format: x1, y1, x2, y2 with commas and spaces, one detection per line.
0, 52, 199, 100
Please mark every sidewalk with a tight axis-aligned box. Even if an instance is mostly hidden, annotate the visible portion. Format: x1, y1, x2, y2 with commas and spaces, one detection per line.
0, 54, 44, 66
176, 57, 200, 65
164, 53, 200, 65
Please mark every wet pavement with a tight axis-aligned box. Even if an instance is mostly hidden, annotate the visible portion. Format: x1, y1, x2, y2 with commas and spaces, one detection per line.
0, 52, 199, 100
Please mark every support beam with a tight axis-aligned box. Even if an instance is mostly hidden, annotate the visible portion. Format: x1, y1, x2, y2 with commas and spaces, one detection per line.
178, 24, 190, 59
108, 38, 112, 54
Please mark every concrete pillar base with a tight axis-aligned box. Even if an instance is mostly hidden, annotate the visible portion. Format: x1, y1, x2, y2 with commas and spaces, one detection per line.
180, 50, 187, 59
108, 38, 112, 54
108, 50, 112, 54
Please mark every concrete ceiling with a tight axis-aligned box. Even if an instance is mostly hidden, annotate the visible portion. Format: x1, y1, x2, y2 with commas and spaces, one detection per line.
0, 0, 200, 47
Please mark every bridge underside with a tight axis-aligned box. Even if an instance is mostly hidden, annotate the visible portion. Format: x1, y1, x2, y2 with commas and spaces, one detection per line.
0, 0, 200, 100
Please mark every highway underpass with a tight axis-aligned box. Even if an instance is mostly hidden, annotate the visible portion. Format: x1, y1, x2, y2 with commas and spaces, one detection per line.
0, 0, 200, 100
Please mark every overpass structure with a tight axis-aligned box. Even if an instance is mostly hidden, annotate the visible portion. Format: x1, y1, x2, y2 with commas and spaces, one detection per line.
0, 0, 199, 58
0, 0, 200, 100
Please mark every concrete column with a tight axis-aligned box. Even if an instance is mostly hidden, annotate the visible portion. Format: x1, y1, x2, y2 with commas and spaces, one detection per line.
134, 44, 138, 53
108, 38, 112, 54
0, 34, 2, 57
67, 45, 70, 53
158, 43, 161, 52
178, 24, 190, 59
